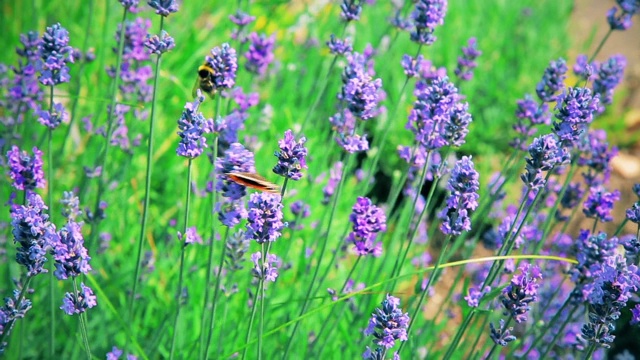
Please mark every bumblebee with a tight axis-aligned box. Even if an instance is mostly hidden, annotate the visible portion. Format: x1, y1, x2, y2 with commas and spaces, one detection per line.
193, 63, 216, 98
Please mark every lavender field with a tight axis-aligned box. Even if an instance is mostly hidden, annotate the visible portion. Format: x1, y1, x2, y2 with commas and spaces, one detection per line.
1, 0, 640, 359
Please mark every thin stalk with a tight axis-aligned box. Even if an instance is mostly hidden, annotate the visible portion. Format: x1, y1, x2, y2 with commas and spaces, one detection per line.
282, 152, 353, 357
204, 227, 229, 359
0, 277, 33, 350
47, 84, 55, 359
60, 0, 95, 153
587, 29, 612, 63
297, 56, 339, 137
484, 316, 512, 359
398, 235, 452, 355
169, 158, 194, 360
127, 18, 163, 332
242, 273, 264, 360
538, 306, 580, 359
257, 242, 266, 360
89, 7, 129, 245
520, 294, 572, 359
73, 278, 92, 359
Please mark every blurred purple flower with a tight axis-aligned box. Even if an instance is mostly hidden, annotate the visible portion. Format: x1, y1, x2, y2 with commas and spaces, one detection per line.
521, 134, 567, 191
578, 129, 618, 187
244, 32, 275, 76
246, 192, 285, 244
327, 34, 352, 56
273, 129, 308, 181
176, 91, 212, 159
229, 10, 255, 26
454, 37, 481, 81
6, 145, 45, 191
250, 252, 280, 282
574, 54, 594, 81
439, 156, 479, 235
38, 23, 73, 86
11, 193, 54, 277
147, 0, 178, 16
401, 54, 425, 79
322, 161, 343, 205
144, 30, 175, 55
490, 319, 517, 346
178, 226, 203, 246
593, 54, 626, 106
36, 102, 68, 129
607, 0, 639, 30
60, 283, 97, 315
583, 187, 620, 223
410, 0, 447, 45
465, 286, 491, 308
347, 197, 387, 257
340, 0, 362, 22
225, 229, 249, 272
536, 58, 567, 103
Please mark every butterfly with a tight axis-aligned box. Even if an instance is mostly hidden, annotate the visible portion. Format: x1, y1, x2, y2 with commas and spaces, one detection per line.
226, 171, 280, 194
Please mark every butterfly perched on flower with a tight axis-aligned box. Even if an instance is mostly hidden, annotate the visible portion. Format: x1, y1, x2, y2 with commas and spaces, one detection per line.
226, 171, 279, 194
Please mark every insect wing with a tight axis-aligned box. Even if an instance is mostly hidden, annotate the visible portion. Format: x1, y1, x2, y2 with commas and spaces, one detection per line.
227, 172, 280, 194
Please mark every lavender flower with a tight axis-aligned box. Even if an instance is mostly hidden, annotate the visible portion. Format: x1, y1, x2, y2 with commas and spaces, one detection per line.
407, 77, 469, 150
217, 199, 248, 227
60, 191, 82, 221
593, 54, 626, 106
570, 231, 618, 294
347, 197, 387, 257
535, 58, 567, 103
553, 87, 600, 144
60, 283, 97, 315
465, 286, 491, 308
147, 0, 179, 17
245, 192, 285, 244
203, 43, 238, 90
401, 54, 425, 79
454, 37, 481, 81
229, 10, 255, 26
521, 134, 567, 191
11, 193, 54, 277
216, 142, 255, 200
627, 203, 640, 224
573, 54, 594, 81
340, 0, 362, 21
607, 0, 639, 30
631, 304, 640, 325
322, 161, 343, 205
410, 0, 448, 45
364, 294, 410, 350
51, 220, 91, 280
250, 252, 280, 282
144, 30, 175, 55
583, 187, 620, 223
244, 32, 276, 76
176, 91, 212, 158
510, 95, 551, 150
225, 230, 249, 272
500, 263, 542, 323
327, 35, 352, 56
439, 156, 479, 236
339, 57, 383, 120
177, 226, 203, 246
490, 319, 517, 346
119, 0, 139, 10
0, 286, 33, 354
38, 23, 73, 86
6, 146, 45, 191
272, 129, 308, 181
578, 129, 618, 187
290, 201, 311, 219
36, 102, 68, 129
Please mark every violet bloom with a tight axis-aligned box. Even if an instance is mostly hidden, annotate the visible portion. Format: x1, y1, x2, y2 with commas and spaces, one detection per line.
500, 263, 542, 323
347, 197, 387, 257
36, 102, 68, 129
390, 10, 412, 32
203, 43, 238, 90
631, 304, 640, 325
177, 226, 203, 246
465, 286, 491, 308
273, 129, 308, 181
510, 95, 551, 151
364, 294, 410, 351
521, 134, 567, 191
38, 23, 73, 86
579, 256, 640, 348
454, 37, 481, 81
225, 229, 249, 272
51, 220, 91, 280
244, 32, 275, 76
407, 77, 470, 151
176, 91, 212, 159
61, 191, 82, 221
489, 319, 517, 346
327, 34, 352, 56
339, 55, 383, 121
570, 231, 618, 294
593, 54, 626, 106
578, 129, 618, 187
110, 18, 153, 104
245, 192, 285, 244
607, 0, 639, 30
229, 10, 255, 26
410, 0, 447, 45
553, 87, 600, 145
439, 156, 479, 236
573, 54, 594, 81
340, 0, 362, 22
60, 283, 97, 315
11, 193, 54, 277
144, 30, 175, 55
401, 54, 425, 79
322, 161, 343, 205
216, 142, 256, 200
8, 31, 42, 111
0, 287, 33, 353
627, 203, 640, 224
119, 0, 139, 10
535, 58, 567, 103
6, 145, 45, 191
147, 0, 179, 17
583, 186, 620, 223
250, 252, 280, 282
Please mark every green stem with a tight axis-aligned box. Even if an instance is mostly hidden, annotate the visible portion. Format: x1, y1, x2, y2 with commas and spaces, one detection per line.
242, 271, 264, 360
169, 158, 193, 360
127, 18, 163, 338
297, 56, 339, 137
0, 277, 33, 350
282, 152, 353, 357
204, 227, 229, 359
73, 278, 92, 359
47, 84, 55, 359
